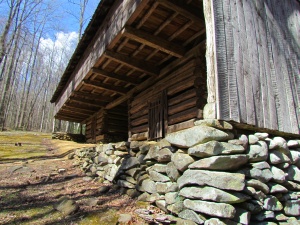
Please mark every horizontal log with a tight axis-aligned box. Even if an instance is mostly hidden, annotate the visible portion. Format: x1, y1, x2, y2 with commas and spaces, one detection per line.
130, 132, 148, 141
131, 114, 148, 127
168, 97, 197, 116
83, 79, 128, 95
168, 88, 197, 106
167, 76, 195, 96
167, 119, 196, 134
168, 107, 202, 125
130, 106, 148, 119
130, 102, 148, 116
131, 124, 148, 134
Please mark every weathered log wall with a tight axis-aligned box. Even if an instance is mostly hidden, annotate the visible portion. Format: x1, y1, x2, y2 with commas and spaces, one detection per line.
205, 0, 300, 134
85, 106, 128, 143
129, 56, 207, 140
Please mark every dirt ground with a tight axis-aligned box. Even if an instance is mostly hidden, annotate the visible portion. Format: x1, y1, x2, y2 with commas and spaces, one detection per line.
0, 133, 148, 225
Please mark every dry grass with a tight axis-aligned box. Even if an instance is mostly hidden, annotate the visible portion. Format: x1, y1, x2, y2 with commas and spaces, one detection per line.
0, 131, 95, 160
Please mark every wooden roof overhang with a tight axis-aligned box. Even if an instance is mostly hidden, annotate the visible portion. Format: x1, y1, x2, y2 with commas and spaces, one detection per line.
51, 0, 206, 123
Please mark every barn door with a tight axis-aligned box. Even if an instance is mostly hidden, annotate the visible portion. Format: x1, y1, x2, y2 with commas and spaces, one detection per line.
148, 91, 168, 140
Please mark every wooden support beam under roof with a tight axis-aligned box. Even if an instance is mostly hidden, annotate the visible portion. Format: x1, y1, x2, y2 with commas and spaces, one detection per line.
61, 108, 91, 117
64, 105, 95, 115
70, 96, 107, 107
55, 115, 83, 123
104, 51, 159, 77
91, 67, 140, 85
122, 26, 186, 58
83, 79, 128, 95
157, 0, 203, 24
73, 91, 114, 102
65, 102, 100, 112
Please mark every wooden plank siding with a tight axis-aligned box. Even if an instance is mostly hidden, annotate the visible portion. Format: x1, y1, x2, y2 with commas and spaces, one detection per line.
209, 0, 300, 134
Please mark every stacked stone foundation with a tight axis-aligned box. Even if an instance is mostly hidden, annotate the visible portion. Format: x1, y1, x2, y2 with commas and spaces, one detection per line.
73, 119, 300, 224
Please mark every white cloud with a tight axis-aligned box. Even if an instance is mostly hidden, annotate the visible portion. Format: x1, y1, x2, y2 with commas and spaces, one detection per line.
39, 31, 78, 71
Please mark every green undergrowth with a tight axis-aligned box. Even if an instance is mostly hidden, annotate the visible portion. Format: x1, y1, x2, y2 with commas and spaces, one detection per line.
78, 209, 119, 225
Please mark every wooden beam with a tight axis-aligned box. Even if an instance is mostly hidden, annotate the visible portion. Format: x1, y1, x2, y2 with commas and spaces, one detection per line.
66, 102, 100, 112
83, 79, 128, 95
122, 26, 186, 58
70, 96, 107, 107
61, 108, 91, 117
104, 51, 159, 76
91, 67, 140, 85
105, 42, 205, 110
73, 91, 114, 102
157, 0, 203, 24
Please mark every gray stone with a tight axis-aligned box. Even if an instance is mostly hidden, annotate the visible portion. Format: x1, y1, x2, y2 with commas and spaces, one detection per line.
246, 179, 270, 194
156, 200, 168, 212
130, 141, 145, 150
184, 199, 236, 219
118, 214, 132, 224
165, 126, 230, 148
121, 157, 140, 170
255, 133, 269, 140
284, 200, 300, 216
166, 162, 180, 182
139, 141, 156, 154
157, 148, 173, 162
117, 180, 135, 189
137, 192, 151, 202
288, 140, 300, 148
125, 168, 140, 178
269, 150, 291, 164
177, 218, 198, 225
203, 102, 216, 119
252, 210, 275, 222
268, 182, 288, 194
270, 137, 289, 154
189, 154, 248, 171
249, 135, 259, 144
149, 171, 170, 182
156, 182, 178, 194
167, 200, 184, 215
240, 168, 273, 183
188, 141, 245, 158
281, 192, 300, 201
194, 119, 233, 130
177, 169, 245, 191
243, 187, 266, 202
270, 166, 286, 183
204, 218, 226, 225
114, 151, 128, 156
171, 152, 195, 171
251, 161, 270, 169
291, 151, 300, 164
263, 195, 283, 211
233, 207, 250, 225
239, 200, 263, 214
54, 197, 79, 215
178, 209, 206, 224
165, 192, 178, 205
144, 145, 160, 161
141, 179, 157, 194
179, 186, 250, 203
287, 217, 300, 225
275, 213, 289, 221
247, 141, 268, 162
287, 165, 300, 182
147, 164, 167, 173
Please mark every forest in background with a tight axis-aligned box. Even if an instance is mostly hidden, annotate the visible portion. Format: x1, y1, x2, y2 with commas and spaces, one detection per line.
0, 0, 97, 133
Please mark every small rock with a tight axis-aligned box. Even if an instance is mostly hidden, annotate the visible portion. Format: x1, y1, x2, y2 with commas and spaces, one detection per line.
269, 150, 291, 164
118, 214, 132, 224
157, 148, 173, 162
287, 140, 300, 148
141, 179, 157, 194
249, 135, 259, 144
178, 209, 206, 224
54, 197, 79, 216
98, 186, 110, 194
263, 195, 283, 211
177, 218, 197, 225
284, 200, 300, 216
204, 218, 226, 225
166, 162, 180, 182
155, 200, 168, 212
270, 166, 286, 183
246, 179, 270, 194
194, 119, 233, 130
83, 176, 93, 182
156, 182, 178, 194
149, 171, 170, 182
58, 168, 66, 173
252, 210, 275, 222
247, 141, 268, 162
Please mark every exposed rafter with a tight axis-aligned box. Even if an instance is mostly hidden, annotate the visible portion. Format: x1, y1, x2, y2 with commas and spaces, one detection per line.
70, 96, 106, 107
157, 0, 203, 24
83, 79, 128, 95
104, 51, 159, 76
65, 103, 100, 112
122, 26, 186, 58
91, 67, 140, 85
72, 91, 115, 102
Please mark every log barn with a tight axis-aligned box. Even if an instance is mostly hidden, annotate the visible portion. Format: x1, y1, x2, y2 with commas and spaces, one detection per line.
51, 0, 300, 143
